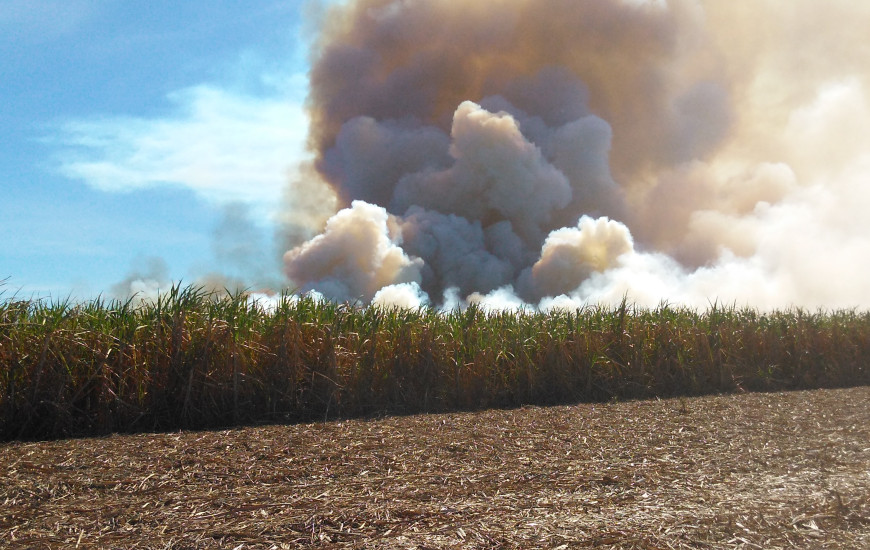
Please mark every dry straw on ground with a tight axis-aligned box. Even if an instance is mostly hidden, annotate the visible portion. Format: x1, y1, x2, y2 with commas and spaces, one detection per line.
2, 385, 868, 549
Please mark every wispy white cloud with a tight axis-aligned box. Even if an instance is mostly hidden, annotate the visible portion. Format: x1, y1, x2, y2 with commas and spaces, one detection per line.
55, 73, 310, 217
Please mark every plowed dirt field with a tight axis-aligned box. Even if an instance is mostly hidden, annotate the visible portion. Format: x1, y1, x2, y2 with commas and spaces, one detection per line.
2, 386, 869, 549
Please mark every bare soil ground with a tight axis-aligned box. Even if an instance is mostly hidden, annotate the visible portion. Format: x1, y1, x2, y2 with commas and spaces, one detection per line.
2, 386, 869, 549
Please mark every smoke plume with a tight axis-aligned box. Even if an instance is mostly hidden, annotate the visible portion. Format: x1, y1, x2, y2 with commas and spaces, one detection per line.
283, 0, 870, 309
110, 256, 171, 302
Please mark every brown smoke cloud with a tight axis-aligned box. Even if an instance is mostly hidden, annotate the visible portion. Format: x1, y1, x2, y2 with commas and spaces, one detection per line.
283, 0, 870, 309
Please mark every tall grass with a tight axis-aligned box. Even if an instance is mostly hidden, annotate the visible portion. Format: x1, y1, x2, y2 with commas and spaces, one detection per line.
1, 285, 868, 440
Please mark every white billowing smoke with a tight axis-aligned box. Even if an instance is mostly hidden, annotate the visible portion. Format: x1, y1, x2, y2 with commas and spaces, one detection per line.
283, 200, 423, 303
523, 216, 635, 300
371, 281, 430, 309
282, 0, 870, 310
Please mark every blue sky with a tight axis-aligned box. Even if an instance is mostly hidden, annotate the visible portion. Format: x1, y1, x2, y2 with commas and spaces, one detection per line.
1, 1, 315, 298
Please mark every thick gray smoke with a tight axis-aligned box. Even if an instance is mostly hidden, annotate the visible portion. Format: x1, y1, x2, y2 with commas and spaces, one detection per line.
283, 0, 870, 310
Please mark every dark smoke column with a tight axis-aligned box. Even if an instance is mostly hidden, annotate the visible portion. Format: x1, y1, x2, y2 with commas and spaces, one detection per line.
284, 0, 736, 306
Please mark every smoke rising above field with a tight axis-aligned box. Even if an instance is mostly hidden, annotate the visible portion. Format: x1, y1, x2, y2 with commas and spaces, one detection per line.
282, 0, 870, 309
